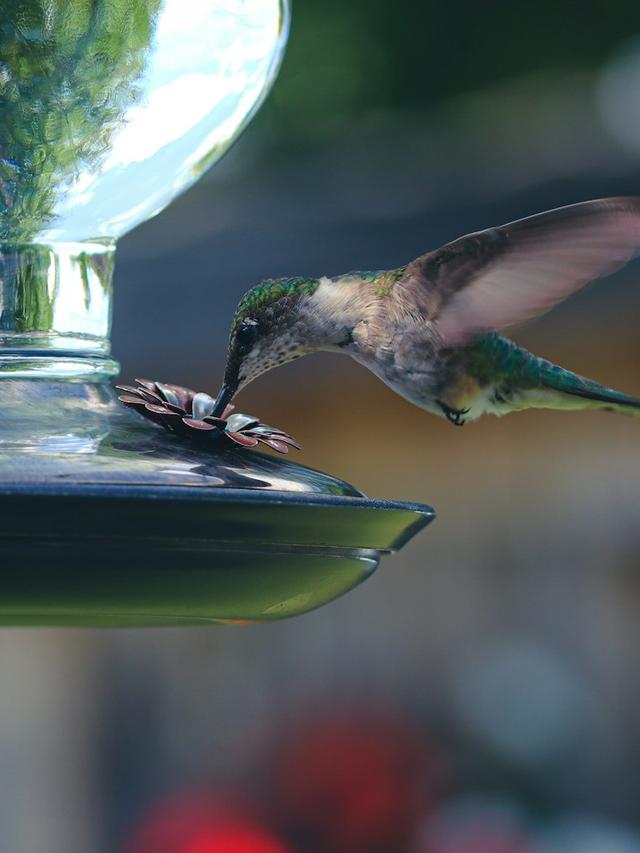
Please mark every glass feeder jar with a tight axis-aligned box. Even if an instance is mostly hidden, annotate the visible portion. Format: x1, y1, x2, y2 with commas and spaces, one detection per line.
0, 0, 434, 626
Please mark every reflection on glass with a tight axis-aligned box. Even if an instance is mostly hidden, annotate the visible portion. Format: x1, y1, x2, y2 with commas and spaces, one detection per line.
0, 0, 288, 242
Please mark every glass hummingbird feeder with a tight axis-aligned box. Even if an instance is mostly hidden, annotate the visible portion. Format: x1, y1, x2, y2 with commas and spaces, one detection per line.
0, 0, 434, 626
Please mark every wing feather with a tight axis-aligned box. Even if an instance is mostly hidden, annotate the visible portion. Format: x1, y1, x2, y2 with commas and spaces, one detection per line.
403, 197, 640, 346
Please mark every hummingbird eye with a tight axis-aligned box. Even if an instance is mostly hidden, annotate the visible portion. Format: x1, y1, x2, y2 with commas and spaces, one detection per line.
236, 318, 259, 352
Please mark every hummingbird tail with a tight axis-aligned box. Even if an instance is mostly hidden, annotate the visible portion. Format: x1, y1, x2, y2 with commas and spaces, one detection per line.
536, 360, 640, 415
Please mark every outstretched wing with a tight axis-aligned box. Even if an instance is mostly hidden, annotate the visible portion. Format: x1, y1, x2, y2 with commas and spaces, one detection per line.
402, 197, 640, 346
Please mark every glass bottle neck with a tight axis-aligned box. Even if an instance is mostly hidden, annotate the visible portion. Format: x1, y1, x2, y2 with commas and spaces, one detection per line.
0, 241, 118, 381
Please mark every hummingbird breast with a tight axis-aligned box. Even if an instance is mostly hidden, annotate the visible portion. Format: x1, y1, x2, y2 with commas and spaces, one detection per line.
348, 313, 447, 416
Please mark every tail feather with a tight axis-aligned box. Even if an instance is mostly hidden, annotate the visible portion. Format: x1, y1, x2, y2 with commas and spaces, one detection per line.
535, 359, 640, 415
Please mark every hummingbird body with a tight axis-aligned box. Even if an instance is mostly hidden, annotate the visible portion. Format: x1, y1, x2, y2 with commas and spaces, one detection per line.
308, 276, 640, 424
213, 198, 640, 425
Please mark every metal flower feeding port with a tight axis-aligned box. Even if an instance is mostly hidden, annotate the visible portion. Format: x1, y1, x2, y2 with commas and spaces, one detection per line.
117, 379, 302, 453
0, 0, 434, 626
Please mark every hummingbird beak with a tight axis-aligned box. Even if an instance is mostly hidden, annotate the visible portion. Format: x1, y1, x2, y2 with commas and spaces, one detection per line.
211, 381, 235, 418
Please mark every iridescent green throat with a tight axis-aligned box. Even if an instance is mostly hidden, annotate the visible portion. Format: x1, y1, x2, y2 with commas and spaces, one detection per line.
232, 276, 319, 331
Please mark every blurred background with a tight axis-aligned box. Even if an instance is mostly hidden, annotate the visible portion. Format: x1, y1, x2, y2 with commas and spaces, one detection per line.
3, 1, 640, 850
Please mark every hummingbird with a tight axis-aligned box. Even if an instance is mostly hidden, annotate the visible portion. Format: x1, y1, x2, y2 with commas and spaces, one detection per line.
212, 197, 640, 426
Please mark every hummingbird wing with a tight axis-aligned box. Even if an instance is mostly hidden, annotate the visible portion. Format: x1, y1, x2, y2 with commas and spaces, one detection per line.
404, 197, 640, 346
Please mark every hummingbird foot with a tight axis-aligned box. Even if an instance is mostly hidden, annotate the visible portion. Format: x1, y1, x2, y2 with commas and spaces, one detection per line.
437, 400, 470, 426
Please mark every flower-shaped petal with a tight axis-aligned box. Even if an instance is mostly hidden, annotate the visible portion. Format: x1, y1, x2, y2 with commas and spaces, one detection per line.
269, 434, 301, 449
156, 384, 183, 409
159, 383, 194, 411
247, 428, 301, 449
146, 403, 181, 416
182, 417, 218, 430
226, 413, 260, 432
191, 392, 216, 421
134, 379, 159, 392
119, 381, 166, 406
118, 394, 148, 407
258, 438, 290, 453
244, 425, 275, 435
226, 431, 259, 447
160, 401, 188, 415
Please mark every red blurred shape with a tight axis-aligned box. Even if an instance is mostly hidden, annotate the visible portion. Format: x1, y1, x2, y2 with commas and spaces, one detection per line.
185, 826, 289, 853
273, 712, 446, 853
125, 790, 290, 853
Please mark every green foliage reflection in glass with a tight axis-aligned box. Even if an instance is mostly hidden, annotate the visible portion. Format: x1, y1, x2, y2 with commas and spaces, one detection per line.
0, 0, 161, 241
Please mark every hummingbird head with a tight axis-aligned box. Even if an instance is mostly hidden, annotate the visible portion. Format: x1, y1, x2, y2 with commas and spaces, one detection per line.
211, 276, 324, 416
